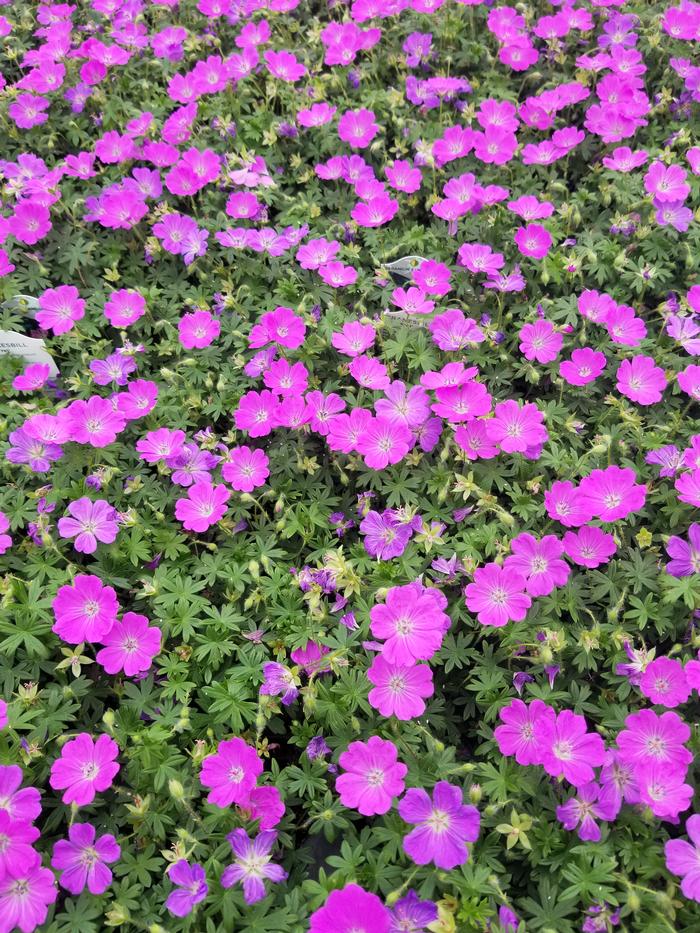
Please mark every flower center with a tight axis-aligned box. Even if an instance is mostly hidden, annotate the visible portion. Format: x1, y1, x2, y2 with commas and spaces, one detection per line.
365, 767, 385, 787
426, 808, 450, 833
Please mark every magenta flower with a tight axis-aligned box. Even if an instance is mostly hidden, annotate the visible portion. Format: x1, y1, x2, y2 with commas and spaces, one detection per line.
514, 224, 553, 259
399, 781, 480, 870
51, 822, 120, 895
494, 698, 556, 766
676, 470, 700, 507
430, 309, 485, 351
0, 850, 57, 932
338, 108, 379, 149
336, 736, 407, 816
375, 381, 430, 428
603, 146, 649, 172
454, 421, 498, 460
367, 654, 434, 720
136, 428, 186, 463
199, 737, 262, 807
116, 379, 159, 422
563, 526, 617, 568
616, 355, 666, 405
665, 814, 700, 902
36, 285, 85, 335
598, 750, 641, 819
318, 261, 357, 287
519, 320, 563, 363
249, 307, 306, 350
638, 764, 693, 820
534, 709, 606, 786
431, 382, 492, 422
234, 389, 280, 437
556, 782, 615, 842
356, 417, 413, 469
639, 657, 690, 708
617, 709, 692, 776
0, 512, 11, 556
165, 860, 208, 917
220, 829, 287, 903
606, 304, 647, 347
49, 733, 120, 806
222, 446, 270, 492
665, 524, 700, 576
544, 480, 593, 527
644, 161, 690, 202
12, 363, 51, 392
370, 582, 449, 664
96, 612, 161, 677
263, 359, 309, 396
175, 482, 230, 532
309, 884, 391, 933
559, 348, 607, 386
52, 574, 119, 644
8, 93, 50, 129
352, 195, 399, 228
264, 49, 306, 81
504, 533, 570, 596
57, 498, 119, 554
240, 785, 286, 831
9, 201, 52, 245
179, 310, 220, 349
0, 765, 41, 823
103, 289, 146, 327
578, 465, 646, 522
0, 810, 39, 876
465, 562, 531, 627
63, 396, 127, 448
487, 399, 548, 453
678, 364, 700, 401
349, 355, 391, 390
327, 409, 373, 454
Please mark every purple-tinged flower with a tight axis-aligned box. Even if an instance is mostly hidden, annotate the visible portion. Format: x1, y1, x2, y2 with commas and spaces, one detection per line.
390, 890, 437, 932
0, 810, 39, 876
0, 765, 41, 823
220, 829, 287, 904
399, 781, 480, 870
665, 524, 700, 577
360, 510, 414, 560
165, 861, 208, 917
555, 782, 615, 842
646, 445, 683, 477
260, 662, 299, 705
51, 822, 120, 895
665, 813, 700, 902
0, 850, 57, 932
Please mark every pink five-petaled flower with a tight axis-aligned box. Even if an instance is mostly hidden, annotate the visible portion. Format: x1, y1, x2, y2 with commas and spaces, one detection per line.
638, 764, 693, 820
559, 348, 607, 386
103, 289, 146, 327
0, 512, 11, 555
249, 307, 306, 350
336, 736, 407, 816
0, 850, 57, 933
96, 612, 161, 677
355, 417, 412, 469
518, 320, 563, 363
665, 524, 700, 577
51, 822, 120, 895
178, 309, 220, 349
555, 782, 616, 842
175, 482, 230, 532
338, 108, 379, 149
370, 582, 450, 664
465, 562, 531, 627
220, 829, 287, 904
514, 224, 553, 259
617, 709, 692, 776
563, 526, 617, 568
222, 446, 270, 492
199, 737, 263, 807
57, 498, 119, 554
367, 654, 434, 720
0, 765, 41, 823
36, 285, 85, 335
49, 733, 120, 806
52, 573, 119, 644
665, 814, 700, 902
63, 396, 127, 448
644, 161, 690, 203
639, 657, 691, 709
331, 320, 375, 357
165, 861, 208, 918
534, 709, 606, 786
487, 399, 548, 453
12, 363, 51, 393
234, 389, 279, 437
616, 355, 666, 406
578, 465, 646, 522
494, 699, 556, 766
0, 811, 39, 876
544, 480, 593, 528
398, 781, 480, 870
309, 884, 392, 933
504, 533, 570, 597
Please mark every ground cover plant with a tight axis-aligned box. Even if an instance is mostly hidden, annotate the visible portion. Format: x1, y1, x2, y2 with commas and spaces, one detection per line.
2, 0, 700, 930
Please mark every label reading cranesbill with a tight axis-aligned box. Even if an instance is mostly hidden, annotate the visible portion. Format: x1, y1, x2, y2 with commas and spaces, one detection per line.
0, 295, 59, 377
384, 255, 428, 282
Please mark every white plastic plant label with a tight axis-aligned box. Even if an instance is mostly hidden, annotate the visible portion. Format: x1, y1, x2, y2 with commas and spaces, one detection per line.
0, 330, 59, 376
384, 255, 428, 281
0, 295, 59, 376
